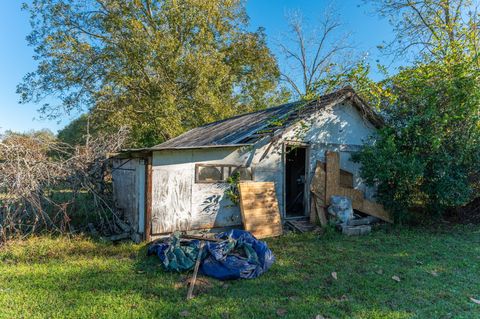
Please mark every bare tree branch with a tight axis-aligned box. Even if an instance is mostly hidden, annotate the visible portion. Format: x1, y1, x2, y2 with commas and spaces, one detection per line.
278, 8, 355, 98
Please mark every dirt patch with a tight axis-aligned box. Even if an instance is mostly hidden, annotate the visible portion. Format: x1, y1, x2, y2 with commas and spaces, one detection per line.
177, 275, 214, 295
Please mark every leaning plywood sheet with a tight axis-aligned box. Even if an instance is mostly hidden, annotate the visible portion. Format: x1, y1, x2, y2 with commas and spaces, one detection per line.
325, 151, 340, 206
310, 161, 326, 201
238, 182, 283, 239
324, 151, 393, 224
310, 161, 328, 226
358, 200, 393, 223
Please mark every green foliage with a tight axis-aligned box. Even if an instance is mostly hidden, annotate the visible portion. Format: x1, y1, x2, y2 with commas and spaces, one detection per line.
1, 226, 480, 318
20, 0, 289, 147
225, 171, 240, 205
353, 59, 480, 220
315, 60, 395, 109
57, 114, 91, 146
352, 1, 480, 221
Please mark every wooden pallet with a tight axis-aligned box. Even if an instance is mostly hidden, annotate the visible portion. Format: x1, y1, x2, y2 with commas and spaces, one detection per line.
238, 182, 283, 239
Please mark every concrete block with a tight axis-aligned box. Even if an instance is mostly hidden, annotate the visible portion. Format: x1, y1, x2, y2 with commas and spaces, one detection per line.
341, 225, 371, 236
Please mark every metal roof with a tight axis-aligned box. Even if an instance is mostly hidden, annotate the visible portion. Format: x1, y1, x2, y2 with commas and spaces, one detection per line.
148, 87, 383, 151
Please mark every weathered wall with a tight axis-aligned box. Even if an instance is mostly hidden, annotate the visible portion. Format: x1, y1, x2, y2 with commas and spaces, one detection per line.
150, 101, 377, 234
112, 158, 145, 234
247, 102, 378, 214
299, 102, 377, 200
151, 148, 250, 234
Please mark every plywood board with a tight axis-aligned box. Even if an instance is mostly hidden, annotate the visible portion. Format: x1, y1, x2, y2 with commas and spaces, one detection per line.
310, 161, 327, 224
340, 169, 354, 188
310, 161, 326, 202
358, 200, 393, 223
323, 151, 393, 224
339, 187, 364, 209
314, 195, 328, 226
238, 182, 283, 239
325, 151, 340, 205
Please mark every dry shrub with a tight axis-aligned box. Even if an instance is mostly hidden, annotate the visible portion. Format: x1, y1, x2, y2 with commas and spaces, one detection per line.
0, 128, 128, 242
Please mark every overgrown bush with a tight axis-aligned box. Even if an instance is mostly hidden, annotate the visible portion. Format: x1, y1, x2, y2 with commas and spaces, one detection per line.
353, 59, 480, 222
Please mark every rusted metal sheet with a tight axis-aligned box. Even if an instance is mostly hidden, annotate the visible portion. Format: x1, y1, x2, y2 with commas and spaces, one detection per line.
150, 88, 383, 150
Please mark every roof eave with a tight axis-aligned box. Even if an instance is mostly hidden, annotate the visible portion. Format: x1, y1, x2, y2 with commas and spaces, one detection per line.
148, 143, 253, 151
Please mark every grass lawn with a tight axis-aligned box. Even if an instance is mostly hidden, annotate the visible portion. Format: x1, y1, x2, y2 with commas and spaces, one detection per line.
0, 225, 480, 319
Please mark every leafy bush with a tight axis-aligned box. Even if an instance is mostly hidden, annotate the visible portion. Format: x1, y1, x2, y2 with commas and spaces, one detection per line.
353, 59, 480, 222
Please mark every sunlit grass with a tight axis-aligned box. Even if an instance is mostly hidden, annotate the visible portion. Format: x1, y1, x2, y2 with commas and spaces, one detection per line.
0, 225, 479, 318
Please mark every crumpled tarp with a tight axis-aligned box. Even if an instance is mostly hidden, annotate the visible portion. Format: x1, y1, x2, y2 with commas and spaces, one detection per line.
147, 232, 201, 272
148, 229, 275, 280
328, 195, 354, 224
201, 229, 275, 280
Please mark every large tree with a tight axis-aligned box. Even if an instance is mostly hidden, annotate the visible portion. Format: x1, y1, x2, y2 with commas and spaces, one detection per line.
19, 0, 287, 147
368, 0, 480, 61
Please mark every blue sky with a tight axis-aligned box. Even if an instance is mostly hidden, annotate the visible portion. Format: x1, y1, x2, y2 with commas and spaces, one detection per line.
0, 0, 396, 134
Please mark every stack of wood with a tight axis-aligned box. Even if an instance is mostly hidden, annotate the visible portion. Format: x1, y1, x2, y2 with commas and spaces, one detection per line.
310, 151, 392, 234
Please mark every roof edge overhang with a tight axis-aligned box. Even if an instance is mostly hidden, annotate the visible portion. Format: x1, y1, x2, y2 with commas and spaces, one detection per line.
149, 143, 252, 151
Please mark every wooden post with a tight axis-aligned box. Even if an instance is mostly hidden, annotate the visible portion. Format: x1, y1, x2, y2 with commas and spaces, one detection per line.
187, 241, 205, 300
310, 199, 316, 224
144, 155, 152, 242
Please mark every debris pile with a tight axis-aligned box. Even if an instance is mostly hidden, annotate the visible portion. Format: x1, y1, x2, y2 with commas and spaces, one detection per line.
148, 229, 275, 297
0, 128, 129, 242
327, 195, 380, 235
305, 151, 392, 235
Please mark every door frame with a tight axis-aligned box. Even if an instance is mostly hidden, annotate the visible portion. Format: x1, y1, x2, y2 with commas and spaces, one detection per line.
282, 141, 310, 219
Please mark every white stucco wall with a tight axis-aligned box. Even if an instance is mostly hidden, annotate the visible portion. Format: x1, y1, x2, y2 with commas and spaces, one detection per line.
150, 101, 377, 234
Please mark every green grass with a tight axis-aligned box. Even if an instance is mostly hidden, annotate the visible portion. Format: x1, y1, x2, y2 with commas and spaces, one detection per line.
1, 225, 480, 318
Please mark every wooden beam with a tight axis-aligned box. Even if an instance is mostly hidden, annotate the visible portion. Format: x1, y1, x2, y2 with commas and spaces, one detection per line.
310, 161, 327, 226
325, 151, 340, 206
186, 241, 205, 300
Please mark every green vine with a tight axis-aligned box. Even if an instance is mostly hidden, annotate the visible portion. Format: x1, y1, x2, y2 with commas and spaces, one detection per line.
224, 172, 241, 205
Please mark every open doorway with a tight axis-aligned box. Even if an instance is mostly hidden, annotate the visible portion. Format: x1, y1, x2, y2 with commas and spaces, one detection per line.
285, 145, 307, 218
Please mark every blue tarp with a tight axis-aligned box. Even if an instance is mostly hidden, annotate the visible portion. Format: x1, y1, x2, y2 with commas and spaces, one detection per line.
148, 229, 275, 280
147, 232, 201, 272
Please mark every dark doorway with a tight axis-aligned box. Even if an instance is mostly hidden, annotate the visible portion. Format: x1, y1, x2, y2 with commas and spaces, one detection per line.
285, 146, 307, 217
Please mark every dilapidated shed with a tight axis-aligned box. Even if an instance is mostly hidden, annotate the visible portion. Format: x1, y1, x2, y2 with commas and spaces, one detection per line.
111, 87, 384, 241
